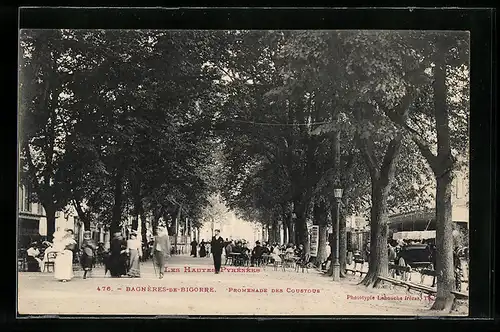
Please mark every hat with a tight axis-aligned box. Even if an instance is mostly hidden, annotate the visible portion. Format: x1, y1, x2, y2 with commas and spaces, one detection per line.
256, 241, 261, 245
83, 231, 91, 237
130, 230, 138, 236
214, 229, 220, 233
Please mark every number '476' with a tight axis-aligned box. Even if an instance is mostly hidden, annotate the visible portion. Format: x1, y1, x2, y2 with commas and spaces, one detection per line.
97, 286, 112, 291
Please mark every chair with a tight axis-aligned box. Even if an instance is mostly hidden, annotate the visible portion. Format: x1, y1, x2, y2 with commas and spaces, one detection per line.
18, 249, 27, 272
295, 254, 311, 273
273, 254, 282, 271
224, 254, 233, 266
282, 252, 295, 271
43, 252, 56, 273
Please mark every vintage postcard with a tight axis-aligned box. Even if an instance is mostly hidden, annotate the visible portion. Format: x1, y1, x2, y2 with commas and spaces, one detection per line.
17, 27, 470, 316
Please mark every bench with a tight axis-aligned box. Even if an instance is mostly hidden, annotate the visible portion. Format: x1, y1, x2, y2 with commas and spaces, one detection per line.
375, 275, 406, 288
388, 264, 412, 281
402, 281, 437, 296
451, 291, 469, 300
346, 268, 367, 277
419, 268, 437, 285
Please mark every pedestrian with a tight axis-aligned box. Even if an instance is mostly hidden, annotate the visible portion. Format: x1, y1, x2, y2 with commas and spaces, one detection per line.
190, 238, 198, 257
26, 242, 43, 272
80, 231, 96, 279
199, 240, 207, 257
453, 246, 463, 292
127, 230, 142, 278
152, 226, 171, 279
108, 232, 128, 278
364, 241, 371, 267
387, 242, 396, 263
211, 229, 225, 274
53, 229, 77, 282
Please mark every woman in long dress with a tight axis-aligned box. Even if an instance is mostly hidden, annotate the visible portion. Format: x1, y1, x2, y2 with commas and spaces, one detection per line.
54, 229, 77, 282
127, 231, 142, 278
199, 240, 207, 258
190, 239, 198, 257
80, 231, 96, 279
108, 232, 128, 277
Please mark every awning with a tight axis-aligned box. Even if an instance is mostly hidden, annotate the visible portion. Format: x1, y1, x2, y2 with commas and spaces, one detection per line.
393, 230, 436, 240
389, 210, 435, 224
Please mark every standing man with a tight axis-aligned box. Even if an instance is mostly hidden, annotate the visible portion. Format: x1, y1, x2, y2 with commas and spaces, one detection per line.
211, 229, 224, 274
190, 238, 198, 257
152, 226, 171, 279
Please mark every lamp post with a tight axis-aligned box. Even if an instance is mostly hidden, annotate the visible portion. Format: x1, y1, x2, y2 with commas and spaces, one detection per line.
332, 188, 343, 281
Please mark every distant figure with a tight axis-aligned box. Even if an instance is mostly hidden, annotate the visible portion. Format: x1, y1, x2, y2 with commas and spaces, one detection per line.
190, 239, 198, 257
127, 230, 142, 278
152, 226, 171, 279
199, 240, 207, 257
388, 242, 397, 263
250, 241, 265, 267
364, 241, 371, 265
80, 231, 96, 279
26, 242, 42, 272
211, 229, 225, 274
206, 242, 211, 258
453, 246, 463, 292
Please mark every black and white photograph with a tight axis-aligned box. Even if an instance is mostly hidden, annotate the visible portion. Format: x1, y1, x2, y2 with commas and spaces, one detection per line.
17, 27, 471, 316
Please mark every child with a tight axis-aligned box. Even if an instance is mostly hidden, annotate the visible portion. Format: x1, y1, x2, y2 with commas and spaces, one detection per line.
80, 231, 97, 279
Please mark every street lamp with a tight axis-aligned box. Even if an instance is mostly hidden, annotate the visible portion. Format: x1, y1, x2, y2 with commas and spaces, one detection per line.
332, 188, 343, 281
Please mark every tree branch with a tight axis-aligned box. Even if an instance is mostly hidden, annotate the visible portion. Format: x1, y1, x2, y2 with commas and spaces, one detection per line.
379, 134, 404, 187
23, 142, 43, 200
356, 135, 379, 181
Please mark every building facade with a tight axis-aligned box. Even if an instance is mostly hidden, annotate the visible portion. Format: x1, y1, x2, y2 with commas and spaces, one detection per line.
388, 169, 469, 235
18, 184, 105, 248
18, 185, 45, 247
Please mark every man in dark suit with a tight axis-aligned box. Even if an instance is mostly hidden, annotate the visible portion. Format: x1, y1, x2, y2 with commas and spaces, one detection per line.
152, 226, 171, 279
211, 229, 225, 274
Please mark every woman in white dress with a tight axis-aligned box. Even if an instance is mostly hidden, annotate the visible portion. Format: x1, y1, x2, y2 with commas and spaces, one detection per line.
53, 229, 77, 282
126, 230, 142, 278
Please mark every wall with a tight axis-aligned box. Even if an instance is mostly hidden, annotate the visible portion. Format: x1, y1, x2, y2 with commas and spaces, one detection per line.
38, 206, 77, 237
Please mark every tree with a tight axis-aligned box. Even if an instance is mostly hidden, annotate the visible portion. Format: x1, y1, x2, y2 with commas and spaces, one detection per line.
19, 30, 87, 240
384, 32, 470, 311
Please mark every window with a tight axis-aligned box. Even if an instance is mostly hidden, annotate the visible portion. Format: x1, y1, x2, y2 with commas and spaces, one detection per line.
24, 186, 32, 212
18, 186, 24, 211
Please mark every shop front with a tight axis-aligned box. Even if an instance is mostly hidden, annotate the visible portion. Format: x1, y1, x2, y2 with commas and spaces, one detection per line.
18, 216, 41, 248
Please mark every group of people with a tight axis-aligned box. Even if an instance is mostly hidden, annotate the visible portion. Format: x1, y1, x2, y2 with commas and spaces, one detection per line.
21, 226, 176, 281
189, 239, 211, 258
105, 226, 171, 279
189, 229, 225, 274
223, 240, 307, 267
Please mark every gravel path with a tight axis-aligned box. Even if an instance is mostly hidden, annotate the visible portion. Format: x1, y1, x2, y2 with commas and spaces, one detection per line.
18, 255, 468, 316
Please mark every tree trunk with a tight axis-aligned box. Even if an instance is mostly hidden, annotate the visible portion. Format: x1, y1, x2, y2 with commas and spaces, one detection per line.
270, 220, 278, 244
44, 205, 56, 242
72, 199, 91, 231
294, 201, 309, 254
152, 213, 160, 236
287, 221, 294, 245
110, 168, 124, 235
339, 212, 347, 277
282, 216, 288, 244
313, 201, 328, 265
317, 224, 328, 266
360, 182, 390, 286
327, 207, 337, 276
140, 217, 147, 245
131, 182, 141, 231
173, 205, 181, 254
430, 171, 455, 311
